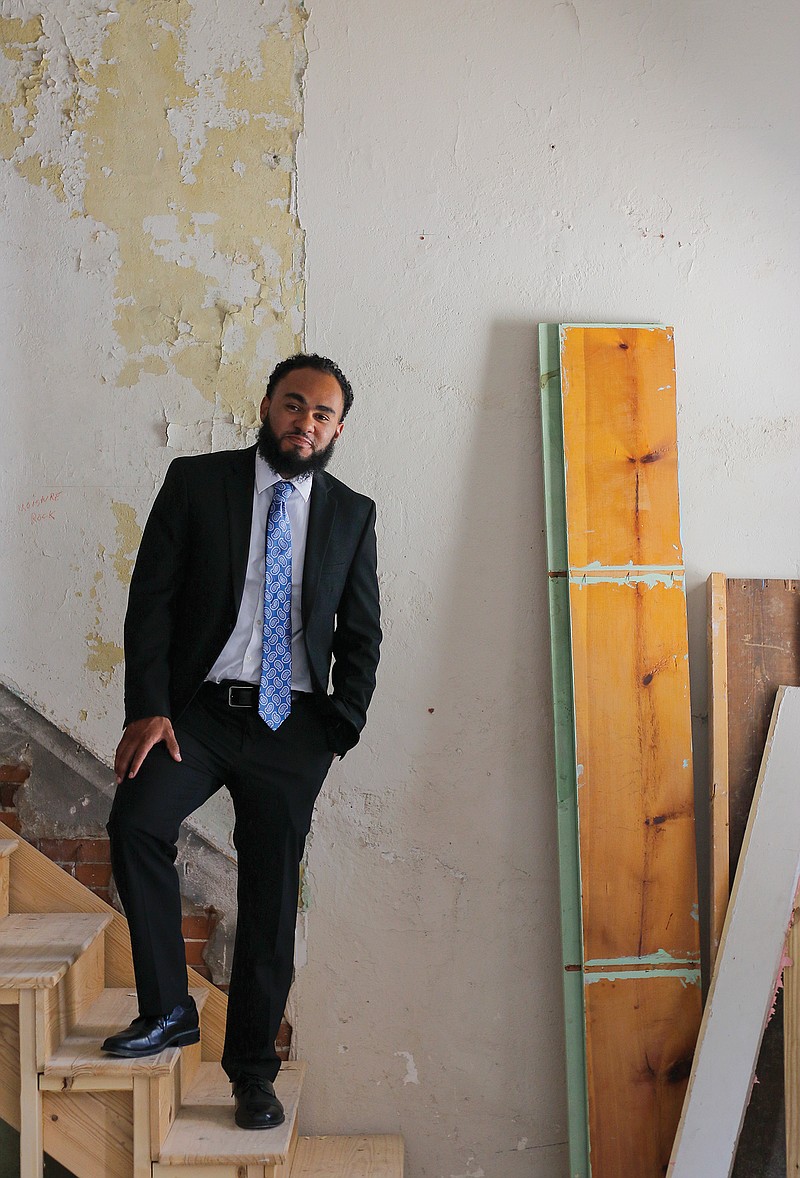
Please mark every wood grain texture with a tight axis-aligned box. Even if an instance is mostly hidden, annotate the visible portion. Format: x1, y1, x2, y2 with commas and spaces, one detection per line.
585, 974, 700, 1177
0, 912, 110, 989
291, 1135, 404, 1177
42, 1088, 133, 1178
560, 325, 682, 570
158, 1060, 304, 1165
557, 324, 700, 1177
669, 687, 800, 1176
708, 573, 730, 965
570, 577, 698, 962
18, 988, 42, 1178
786, 916, 800, 1175
724, 580, 800, 875
0, 817, 229, 1061
711, 577, 800, 1177
0, 1003, 20, 1128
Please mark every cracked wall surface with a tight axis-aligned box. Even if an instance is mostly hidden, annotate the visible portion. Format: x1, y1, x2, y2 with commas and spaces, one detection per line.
0, 0, 305, 771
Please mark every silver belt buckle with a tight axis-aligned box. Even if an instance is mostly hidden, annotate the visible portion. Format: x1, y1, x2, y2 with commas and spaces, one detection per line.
227, 686, 252, 708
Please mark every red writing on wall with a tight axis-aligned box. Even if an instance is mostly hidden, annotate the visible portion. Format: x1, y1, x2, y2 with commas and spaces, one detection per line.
17, 490, 63, 524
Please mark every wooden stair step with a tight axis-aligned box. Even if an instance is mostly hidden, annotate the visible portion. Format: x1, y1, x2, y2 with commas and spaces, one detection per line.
0, 911, 111, 988
291, 1135, 404, 1177
43, 985, 210, 1081
156, 1060, 305, 1167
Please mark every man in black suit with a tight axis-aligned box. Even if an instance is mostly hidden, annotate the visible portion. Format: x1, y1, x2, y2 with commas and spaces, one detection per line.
103, 354, 381, 1130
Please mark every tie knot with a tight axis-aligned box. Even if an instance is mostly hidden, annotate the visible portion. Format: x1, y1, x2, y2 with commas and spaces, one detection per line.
273, 481, 293, 502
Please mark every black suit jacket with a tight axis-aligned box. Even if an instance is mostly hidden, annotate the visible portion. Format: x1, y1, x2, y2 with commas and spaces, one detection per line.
123, 445, 381, 754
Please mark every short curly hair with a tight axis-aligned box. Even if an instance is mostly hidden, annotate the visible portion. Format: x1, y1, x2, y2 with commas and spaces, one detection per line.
266, 353, 354, 419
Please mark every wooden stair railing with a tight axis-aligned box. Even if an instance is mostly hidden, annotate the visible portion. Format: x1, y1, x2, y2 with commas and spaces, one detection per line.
0, 822, 403, 1177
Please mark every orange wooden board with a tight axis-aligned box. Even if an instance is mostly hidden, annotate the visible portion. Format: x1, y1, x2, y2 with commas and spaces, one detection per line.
561, 326, 682, 569
557, 324, 700, 1177
570, 577, 698, 962
585, 974, 701, 1176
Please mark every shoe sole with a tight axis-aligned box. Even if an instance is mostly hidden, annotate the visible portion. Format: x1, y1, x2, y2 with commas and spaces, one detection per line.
101, 1027, 200, 1057
234, 1113, 286, 1130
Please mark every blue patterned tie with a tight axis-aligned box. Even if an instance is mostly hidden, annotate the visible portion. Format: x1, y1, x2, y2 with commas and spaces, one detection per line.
259, 480, 293, 729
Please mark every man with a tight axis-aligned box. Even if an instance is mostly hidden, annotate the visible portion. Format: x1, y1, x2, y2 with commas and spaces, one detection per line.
103, 354, 381, 1130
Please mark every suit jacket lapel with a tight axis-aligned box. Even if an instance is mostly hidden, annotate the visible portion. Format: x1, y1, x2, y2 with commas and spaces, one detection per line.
225, 445, 257, 611
303, 473, 337, 622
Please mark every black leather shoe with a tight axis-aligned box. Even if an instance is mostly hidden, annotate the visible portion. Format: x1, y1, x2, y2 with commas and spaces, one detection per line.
101, 997, 199, 1057
232, 1074, 285, 1129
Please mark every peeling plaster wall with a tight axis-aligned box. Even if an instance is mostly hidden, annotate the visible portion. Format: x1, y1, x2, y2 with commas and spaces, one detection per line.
2, 1, 800, 1176
0, 0, 305, 848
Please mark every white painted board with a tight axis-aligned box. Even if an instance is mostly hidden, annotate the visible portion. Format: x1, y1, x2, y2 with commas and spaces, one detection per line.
669, 686, 800, 1176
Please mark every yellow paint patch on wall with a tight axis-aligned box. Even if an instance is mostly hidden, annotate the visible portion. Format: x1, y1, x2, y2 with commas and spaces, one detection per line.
110, 502, 143, 585
85, 631, 124, 679
0, 0, 306, 421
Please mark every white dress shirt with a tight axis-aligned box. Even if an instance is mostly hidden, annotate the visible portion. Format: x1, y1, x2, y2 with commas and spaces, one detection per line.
206, 454, 314, 691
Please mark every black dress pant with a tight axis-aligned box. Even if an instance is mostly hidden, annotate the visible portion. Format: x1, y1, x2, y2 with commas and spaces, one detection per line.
107, 685, 334, 1082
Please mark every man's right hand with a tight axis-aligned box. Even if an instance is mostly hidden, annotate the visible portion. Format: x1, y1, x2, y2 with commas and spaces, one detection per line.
114, 717, 181, 784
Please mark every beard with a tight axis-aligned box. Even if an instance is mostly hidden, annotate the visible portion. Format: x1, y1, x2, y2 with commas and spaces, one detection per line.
256, 414, 338, 479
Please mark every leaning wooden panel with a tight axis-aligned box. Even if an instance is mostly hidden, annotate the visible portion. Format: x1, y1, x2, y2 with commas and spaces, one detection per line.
560, 325, 682, 570
570, 576, 697, 962
707, 572, 730, 965
669, 687, 800, 1177
585, 972, 700, 1176
725, 580, 800, 874
555, 323, 700, 1176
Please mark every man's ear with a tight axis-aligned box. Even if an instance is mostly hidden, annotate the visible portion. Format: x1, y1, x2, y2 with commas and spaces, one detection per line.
334, 419, 345, 439
258, 394, 270, 422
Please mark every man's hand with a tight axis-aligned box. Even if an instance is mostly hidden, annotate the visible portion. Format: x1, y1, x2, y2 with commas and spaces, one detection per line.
114, 717, 181, 784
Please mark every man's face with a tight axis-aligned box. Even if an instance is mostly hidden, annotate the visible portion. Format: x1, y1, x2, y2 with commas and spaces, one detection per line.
258, 368, 345, 478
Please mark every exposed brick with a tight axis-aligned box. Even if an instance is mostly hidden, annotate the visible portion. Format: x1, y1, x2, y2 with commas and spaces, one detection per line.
184, 940, 208, 967
0, 764, 30, 784
181, 912, 216, 939
0, 781, 23, 808
36, 838, 85, 862
190, 962, 212, 981
0, 812, 22, 834
276, 1018, 292, 1059
75, 862, 113, 888
77, 838, 111, 863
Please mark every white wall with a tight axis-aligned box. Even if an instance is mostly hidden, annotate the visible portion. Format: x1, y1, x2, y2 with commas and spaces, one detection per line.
2, 2, 799, 1175
295, 3, 800, 1175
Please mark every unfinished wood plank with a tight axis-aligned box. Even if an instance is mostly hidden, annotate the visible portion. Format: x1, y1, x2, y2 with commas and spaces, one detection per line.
725, 580, 800, 873
0, 912, 110, 989
550, 324, 700, 1177
570, 576, 697, 962
0, 838, 16, 919
0, 1003, 20, 1128
669, 686, 800, 1176
42, 1087, 133, 1178
18, 988, 42, 1178
291, 1135, 404, 1177
584, 973, 700, 1175
708, 573, 730, 966
0, 817, 229, 1062
133, 1074, 152, 1178
44, 985, 208, 1081
40, 929, 106, 1065
539, 321, 590, 1178
786, 914, 800, 1174
158, 1060, 304, 1166
560, 325, 683, 570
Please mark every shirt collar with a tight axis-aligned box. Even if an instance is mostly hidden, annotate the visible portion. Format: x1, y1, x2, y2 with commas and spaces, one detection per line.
255, 452, 313, 502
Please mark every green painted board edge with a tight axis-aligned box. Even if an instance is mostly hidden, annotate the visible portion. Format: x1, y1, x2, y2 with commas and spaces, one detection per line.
539, 322, 590, 1178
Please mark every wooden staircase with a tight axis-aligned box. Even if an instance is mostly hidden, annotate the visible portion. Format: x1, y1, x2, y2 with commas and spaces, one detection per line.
0, 822, 403, 1178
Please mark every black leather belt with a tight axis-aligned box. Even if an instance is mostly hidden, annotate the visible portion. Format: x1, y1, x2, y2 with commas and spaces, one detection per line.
205, 681, 312, 709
